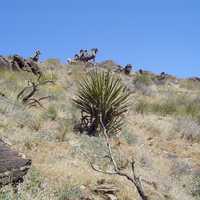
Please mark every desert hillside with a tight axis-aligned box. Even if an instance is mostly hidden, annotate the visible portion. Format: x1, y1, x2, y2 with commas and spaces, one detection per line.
0, 59, 200, 200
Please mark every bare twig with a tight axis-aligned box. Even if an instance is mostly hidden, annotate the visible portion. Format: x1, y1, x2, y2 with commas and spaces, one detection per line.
81, 114, 149, 200
80, 149, 118, 175
39, 80, 55, 85
99, 115, 119, 172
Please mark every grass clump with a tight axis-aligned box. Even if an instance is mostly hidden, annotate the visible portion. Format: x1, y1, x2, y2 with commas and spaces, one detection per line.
134, 73, 153, 86
24, 168, 42, 193
58, 185, 83, 200
0, 168, 44, 200
56, 119, 73, 142
45, 104, 58, 120
73, 70, 129, 136
0, 187, 13, 200
135, 94, 200, 120
191, 175, 200, 199
134, 99, 149, 114
122, 127, 138, 145
173, 117, 200, 142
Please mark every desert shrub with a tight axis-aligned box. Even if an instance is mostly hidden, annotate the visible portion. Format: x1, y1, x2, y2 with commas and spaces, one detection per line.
28, 117, 42, 131
180, 79, 200, 90
133, 74, 157, 96
39, 71, 57, 83
73, 70, 129, 136
134, 73, 153, 86
170, 159, 192, 176
58, 185, 82, 200
56, 119, 73, 142
0, 168, 45, 200
134, 94, 200, 120
73, 134, 128, 170
122, 128, 138, 145
24, 168, 42, 193
14, 110, 43, 131
0, 186, 13, 200
184, 98, 200, 118
134, 100, 149, 114
150, 101, 177, 116
45, 58, 61, 66
72, 135, 107, 161
45, 104, 57, 120
191, 175, 200, 198
173, 117, 200, 142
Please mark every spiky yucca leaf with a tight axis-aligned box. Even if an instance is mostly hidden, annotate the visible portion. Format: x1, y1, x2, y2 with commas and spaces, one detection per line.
73, 70, 129, 136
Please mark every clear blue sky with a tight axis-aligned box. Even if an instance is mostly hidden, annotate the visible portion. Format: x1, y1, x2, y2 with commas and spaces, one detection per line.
0, 0, 199, 77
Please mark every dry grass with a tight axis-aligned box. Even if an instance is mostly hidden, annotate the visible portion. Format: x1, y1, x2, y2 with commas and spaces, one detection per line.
0, 62, 199, 199
134, 93, 200, 123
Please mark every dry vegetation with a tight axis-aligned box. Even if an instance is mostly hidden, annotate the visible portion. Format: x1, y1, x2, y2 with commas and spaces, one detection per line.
0, 60, 200, 200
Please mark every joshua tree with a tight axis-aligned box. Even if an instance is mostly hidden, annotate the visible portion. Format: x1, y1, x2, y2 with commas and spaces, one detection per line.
73, 69, 129, 136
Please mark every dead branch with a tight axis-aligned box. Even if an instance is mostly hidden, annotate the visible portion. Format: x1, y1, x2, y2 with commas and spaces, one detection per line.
17, 80, 54, 108
26, 98, 45, 108
22, 82, 38, 103
81, 114, 149, 200
17, 81, 34, 100
39, 80, 55, 85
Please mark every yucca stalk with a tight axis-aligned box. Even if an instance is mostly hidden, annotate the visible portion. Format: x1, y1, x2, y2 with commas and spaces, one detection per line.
73, 69, 129, 136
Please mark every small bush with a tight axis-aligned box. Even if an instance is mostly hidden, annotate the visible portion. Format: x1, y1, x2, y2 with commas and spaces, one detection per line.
59, 185, 82, 200
75, 135, 107, 161
134, 94, 200, 120
45, 104, 57, 120
56, 119, 72, 142
134, 73, 153, 86
173, 118, 200, 142
150, 101, 177, 116
122, 128, 138, 145
39, 71, 57, 83
28, 117, 42, 131
133, 74, 157, 96
135, 100, 148, 114
0, 168, 44, 200
191, 175, 200, 198
0, 187, 13, 200
15, 111, 43, 131
24, 168, 42, 193
180, 79, 200, 90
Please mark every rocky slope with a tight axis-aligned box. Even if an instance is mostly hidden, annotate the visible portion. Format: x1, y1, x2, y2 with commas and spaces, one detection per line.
0, 59, 199, 200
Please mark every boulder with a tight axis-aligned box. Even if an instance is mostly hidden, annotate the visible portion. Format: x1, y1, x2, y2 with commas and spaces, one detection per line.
0, 139, 31, 187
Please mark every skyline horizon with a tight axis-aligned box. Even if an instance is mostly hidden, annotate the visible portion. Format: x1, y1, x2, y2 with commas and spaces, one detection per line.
0, 0, 199, 78
1, 48, 199, 78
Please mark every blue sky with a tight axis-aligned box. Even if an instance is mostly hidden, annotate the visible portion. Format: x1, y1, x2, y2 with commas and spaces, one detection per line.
0, 0, 199, 77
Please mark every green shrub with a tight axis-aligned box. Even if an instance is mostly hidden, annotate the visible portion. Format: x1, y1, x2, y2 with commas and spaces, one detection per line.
0, 188, 12, 200
150, 101, 177, 116
135, 95, 200, 120
135, 100, 149, 114
39, 71, 57, 83
45, 104, 57, 120
59, 185, 82, 200
73, 70, 129, 136
122, 128, 138, 145
0, 168, 43, 200
191, 175, 200, 199
134, 73, 153, 86
56, 119, 72, 142
24, 168, 42, 193
173, 118, 200, 142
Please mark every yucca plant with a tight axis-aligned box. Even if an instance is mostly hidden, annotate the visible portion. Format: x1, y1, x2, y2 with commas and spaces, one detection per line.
73, 70, 129, 136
